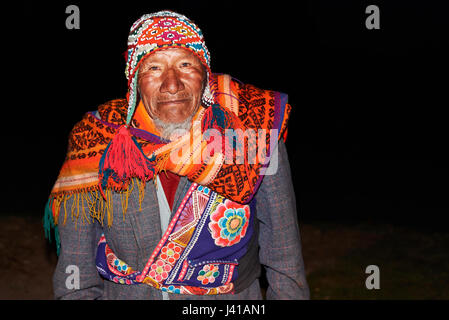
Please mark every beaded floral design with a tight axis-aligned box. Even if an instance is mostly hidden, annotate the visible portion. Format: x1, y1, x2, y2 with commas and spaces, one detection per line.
160, 242, 182, 265
112, 277, 133, 285
105, 243, 134, 276
112, 258, 129, 273
161, 285, 182, 294
197, 264, 220, 285
149, 259, 172, 282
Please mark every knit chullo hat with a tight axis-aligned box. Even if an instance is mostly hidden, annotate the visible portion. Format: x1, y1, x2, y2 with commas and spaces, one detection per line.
98, 11, 215, 195
124, 10, 214, 125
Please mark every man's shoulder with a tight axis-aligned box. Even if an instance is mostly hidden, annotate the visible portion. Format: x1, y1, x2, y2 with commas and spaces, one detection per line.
96, 98, 128, 125
68, 98, 127, 138
70, 98, 127, 127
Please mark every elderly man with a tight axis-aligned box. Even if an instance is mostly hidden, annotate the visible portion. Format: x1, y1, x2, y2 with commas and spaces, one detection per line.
44, 11, 309, 300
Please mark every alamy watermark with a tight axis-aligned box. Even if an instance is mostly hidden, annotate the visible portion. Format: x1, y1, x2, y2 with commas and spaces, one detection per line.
65, 265, 80, 290
65, 5, 80, 30
365, 265, 380, 290
165, 122, 280, 176
66, 5, 380, 31
365, 5, 380, 30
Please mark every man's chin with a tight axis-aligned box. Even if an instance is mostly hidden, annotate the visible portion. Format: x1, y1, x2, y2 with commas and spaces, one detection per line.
152, 115, 193, 141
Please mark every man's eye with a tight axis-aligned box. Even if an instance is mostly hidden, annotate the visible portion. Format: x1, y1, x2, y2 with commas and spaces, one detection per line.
180, 62, 191, 68
141, 64, 160, 72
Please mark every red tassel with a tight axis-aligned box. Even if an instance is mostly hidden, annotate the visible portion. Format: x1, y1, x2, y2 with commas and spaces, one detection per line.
99, 125, 155, 193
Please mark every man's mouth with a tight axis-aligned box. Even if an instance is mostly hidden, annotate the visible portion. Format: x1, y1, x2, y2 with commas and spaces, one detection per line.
158, 98, 191, 106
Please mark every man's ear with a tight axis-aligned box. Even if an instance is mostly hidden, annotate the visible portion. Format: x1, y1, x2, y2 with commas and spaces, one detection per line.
202, 66, 207, 89
201, 66, 209, 96
136, 85, 141, 104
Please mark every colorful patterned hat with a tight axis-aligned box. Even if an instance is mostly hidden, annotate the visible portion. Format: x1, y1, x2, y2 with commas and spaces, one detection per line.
124, 10, 214, 125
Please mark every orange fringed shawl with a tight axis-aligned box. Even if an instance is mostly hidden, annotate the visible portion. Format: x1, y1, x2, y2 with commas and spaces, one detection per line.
47, 74, 291, 228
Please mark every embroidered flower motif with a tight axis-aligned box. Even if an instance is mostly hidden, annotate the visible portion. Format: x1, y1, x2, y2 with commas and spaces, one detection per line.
209, 200, 250, 247
112, 277, 132, 285
160, 242, 182, 265
106, 245, 133, 275
113, 259, 128, 273
197, 264, 220, 285
197, 185, 210, 195
149, 259, 172, 282
161, 285, 181, 294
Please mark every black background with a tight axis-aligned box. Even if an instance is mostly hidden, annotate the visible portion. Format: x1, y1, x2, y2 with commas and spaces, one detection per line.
3, 0, 448, 229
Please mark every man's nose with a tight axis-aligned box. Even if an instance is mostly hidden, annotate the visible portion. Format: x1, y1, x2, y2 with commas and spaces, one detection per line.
160, 68, 184, 94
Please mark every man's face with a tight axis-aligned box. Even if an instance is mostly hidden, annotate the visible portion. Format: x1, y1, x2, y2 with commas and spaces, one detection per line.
138, 47, 205, 125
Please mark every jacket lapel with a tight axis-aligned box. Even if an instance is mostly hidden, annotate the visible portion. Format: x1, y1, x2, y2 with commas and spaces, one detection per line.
170, 176, 191, 220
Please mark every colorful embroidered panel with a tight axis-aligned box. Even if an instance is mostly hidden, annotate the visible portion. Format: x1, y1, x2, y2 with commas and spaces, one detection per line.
96, 183, 254, 295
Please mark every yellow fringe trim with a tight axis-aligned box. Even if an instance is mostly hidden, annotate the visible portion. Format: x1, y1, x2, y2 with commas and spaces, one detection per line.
51, 178, 147, 228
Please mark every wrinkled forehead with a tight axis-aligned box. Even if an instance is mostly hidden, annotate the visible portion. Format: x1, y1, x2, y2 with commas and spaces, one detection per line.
140, 47, 202, 65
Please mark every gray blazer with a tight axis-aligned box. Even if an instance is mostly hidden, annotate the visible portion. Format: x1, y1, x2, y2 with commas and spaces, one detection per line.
53, 141, 310, 300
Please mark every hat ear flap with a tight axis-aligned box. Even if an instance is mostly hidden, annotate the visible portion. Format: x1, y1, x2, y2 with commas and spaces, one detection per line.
126, 70, 139, 125
201, 74, 214, 107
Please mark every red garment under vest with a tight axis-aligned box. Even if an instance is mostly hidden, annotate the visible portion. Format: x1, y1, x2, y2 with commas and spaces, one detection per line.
158, 171, 180, 210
